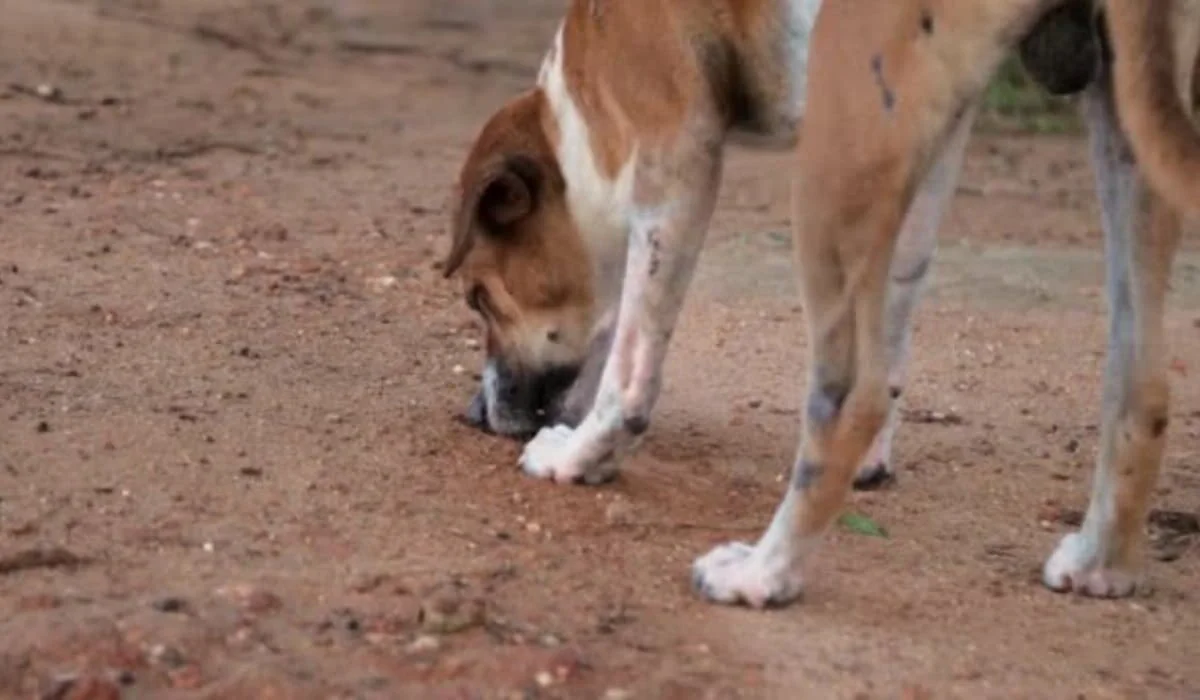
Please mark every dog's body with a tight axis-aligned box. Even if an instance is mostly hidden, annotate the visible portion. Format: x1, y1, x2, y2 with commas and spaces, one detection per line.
445, 0, 1200, 608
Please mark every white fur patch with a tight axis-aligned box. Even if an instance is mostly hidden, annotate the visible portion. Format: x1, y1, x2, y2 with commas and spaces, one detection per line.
724, 0, 823, 149
783, 0, 824, 116
537, 25, 636, 311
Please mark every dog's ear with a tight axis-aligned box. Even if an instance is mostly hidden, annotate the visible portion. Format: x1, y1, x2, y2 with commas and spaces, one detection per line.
443, 155, 543, 279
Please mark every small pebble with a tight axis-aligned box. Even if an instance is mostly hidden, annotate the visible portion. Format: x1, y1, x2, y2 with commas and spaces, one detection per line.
535, 671, 554, 688
419, 593, 485, 635
201, 541, 214, 553
406, 635, 441, 653
149, 644, 187, 669
367, 275, 399, 293
151, 596, 188, 613
604, 499, 634, 527
35, 83, 60, 100
452, 364, 467, 375
215, 583, 282, 613
603, 690, 633, 700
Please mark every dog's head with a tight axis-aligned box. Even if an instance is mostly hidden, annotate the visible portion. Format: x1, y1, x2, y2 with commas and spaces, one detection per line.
442, 90, 600, 437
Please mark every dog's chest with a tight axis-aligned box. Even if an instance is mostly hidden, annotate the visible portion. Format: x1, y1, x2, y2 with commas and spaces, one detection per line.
537, 25, 634, 297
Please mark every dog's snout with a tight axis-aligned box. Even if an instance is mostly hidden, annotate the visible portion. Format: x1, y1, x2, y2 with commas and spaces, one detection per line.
462, 360, 582, 438
464, 390, 490, 432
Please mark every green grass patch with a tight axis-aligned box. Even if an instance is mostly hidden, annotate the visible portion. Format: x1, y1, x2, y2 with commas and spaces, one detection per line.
979, 55, 1081, 135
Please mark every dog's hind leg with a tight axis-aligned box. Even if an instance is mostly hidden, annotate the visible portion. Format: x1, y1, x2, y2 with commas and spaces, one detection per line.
1043, 75, 1182, 598
854, 102, 977, 491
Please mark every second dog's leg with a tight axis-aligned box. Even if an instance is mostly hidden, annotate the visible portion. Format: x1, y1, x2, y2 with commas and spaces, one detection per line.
689, 0, 1042, 607
853, 104, 977, 490
1042, 78, 1181, 597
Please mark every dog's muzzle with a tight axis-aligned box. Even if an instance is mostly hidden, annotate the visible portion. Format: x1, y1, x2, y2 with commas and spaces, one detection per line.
463, 361, 580, 437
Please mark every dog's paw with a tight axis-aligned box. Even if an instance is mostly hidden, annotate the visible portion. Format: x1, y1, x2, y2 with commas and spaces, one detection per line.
691, 542, 804, 609
519, 424, 617, 485
1042, 532, 1139, 598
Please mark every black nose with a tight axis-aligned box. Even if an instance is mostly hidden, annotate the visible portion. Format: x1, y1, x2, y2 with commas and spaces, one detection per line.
464, 390, 491, 433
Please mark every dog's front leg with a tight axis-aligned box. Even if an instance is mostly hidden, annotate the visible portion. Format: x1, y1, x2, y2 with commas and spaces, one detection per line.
520, 140, 723, 484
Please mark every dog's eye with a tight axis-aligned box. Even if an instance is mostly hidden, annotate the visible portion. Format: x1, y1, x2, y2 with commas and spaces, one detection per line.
466, 284, 488, 315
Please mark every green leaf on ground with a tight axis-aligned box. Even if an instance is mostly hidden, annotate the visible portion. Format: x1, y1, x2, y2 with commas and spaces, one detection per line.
838, 511, 888, 538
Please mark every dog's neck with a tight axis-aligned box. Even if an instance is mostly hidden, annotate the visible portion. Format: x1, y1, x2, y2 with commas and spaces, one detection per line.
535, 23, 635, 339
533, 0, 825, 342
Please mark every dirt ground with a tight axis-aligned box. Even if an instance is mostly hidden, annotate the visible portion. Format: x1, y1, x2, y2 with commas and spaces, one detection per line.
2, 2, 1199, 698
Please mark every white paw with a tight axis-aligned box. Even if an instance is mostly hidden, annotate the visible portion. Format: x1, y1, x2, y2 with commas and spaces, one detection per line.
1042, 532, 1139, 598
519, 424, 617, 485
691, 542, 804, 608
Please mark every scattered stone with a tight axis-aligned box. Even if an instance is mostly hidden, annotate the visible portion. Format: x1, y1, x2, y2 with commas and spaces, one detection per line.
747, 399, 762, 409
349, 572, 387, 594
148, 643, 187, 669
216, 583, 282, 614
367, 275, 399, 293
902, 408, 964, 425
535, 671, 554, 688
604, 498, 634, 527
546, 648, 585, 683
1149, 509, 1200, 534
35, 83, 62, 101
151, 596, 189, 613
452, 364, 467, 376
603, 690, 633, 700
1036, 499, 1063, 525
406, 635, 441, 653
1148, 509, 1200, 562
419, 592, 485, 635
36, 420, 51, 433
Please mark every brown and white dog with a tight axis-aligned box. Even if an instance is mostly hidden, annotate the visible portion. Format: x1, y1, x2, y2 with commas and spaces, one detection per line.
443, 0, 1200, 608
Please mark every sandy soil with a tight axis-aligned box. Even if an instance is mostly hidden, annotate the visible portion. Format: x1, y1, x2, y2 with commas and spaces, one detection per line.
1, 2, 1199, 698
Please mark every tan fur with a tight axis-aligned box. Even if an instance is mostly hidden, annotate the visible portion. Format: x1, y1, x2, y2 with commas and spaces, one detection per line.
1106, 0, 1200, 220
444, 89, 594, 369
444, 0, 810, 377
446, 0, 1200, 606
691, 0, 1197, 607
559, 0, 808, 178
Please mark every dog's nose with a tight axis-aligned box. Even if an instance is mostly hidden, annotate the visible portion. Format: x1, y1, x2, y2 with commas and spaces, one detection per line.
464, 390, 490, 432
